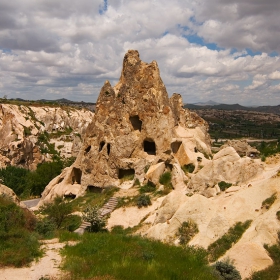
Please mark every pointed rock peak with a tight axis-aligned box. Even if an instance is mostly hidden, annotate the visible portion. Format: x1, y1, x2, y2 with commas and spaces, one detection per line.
124, 50, 140, 66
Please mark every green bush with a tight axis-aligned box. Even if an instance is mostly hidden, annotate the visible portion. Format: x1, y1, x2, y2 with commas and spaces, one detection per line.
137, 194, 152, 208
182, 163, 195, 174
177, 219, 199, 245
262, 193, 277, 210
140, 181, 156, 193
35, 218, 56, 238
213, 261, 241, 280
0, 196, 41, 267
218, 181, 233, 191
0, 166, 30, 197
159, 171, 173, 193
82, 204, 106, 232
208, 220, 252, 262
39, 196, 73, 229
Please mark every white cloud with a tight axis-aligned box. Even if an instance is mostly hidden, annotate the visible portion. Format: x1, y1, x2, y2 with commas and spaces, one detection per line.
0, 0, 279, 105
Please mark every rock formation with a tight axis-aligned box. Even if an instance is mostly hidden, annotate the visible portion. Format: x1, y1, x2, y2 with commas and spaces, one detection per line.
39, 50, 211, 204
0, 104, 94, 170
220, 139, 260, 157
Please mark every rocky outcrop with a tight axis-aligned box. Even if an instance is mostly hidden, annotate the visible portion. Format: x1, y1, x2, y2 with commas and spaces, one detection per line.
0, 104, 94, 170
39, 50, 211, 204
187, 147, 264, 195
220, 139, 260, 157
0, 183, 26, 208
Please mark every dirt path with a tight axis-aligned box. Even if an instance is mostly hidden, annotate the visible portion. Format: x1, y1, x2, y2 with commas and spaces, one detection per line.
0, 239, 66, 280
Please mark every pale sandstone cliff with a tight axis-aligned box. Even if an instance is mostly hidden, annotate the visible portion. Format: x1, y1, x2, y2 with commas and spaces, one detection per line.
0, 104, 94, 170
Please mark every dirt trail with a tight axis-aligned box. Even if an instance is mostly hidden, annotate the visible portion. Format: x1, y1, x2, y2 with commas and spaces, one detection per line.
0, 239, 66, 280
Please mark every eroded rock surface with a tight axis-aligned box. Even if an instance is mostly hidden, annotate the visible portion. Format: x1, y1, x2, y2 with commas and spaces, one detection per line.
40, 50, 211, 204
0, 104, 94, 170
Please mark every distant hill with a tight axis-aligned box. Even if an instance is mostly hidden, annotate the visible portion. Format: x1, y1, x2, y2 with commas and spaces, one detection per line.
184, 103, 280, 115
193, 100, 220, 106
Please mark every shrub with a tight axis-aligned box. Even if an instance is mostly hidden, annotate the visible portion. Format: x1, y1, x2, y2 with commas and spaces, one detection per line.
213, 261, 241, 280
137, 194, 152, 208
0, 196, 41, 267
182, 163, 195, 174
218, 181, 232, 191
35, 218, 56, 238
140, 181, 156, 193
208, 220, 252, 262
0, 166, 30, 197
39, 196, 73, 229
82, 204, 106, 232
177, 219, 199, 245
262, 193, 277, 210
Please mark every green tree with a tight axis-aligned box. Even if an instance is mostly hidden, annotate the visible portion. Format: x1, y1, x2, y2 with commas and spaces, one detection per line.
40, 196, 73, 229
0, 166, 30, 196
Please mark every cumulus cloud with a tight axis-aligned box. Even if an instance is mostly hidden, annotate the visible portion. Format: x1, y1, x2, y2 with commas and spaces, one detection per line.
0, 0, 279, 105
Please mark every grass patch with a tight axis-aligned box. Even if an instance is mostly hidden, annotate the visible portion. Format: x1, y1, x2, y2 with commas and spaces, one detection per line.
218, 181, 233, 191
58, 231, 82, 242
262, 193, 277, 210
120, 174, 134, 184
139, 181, 156, 194
208, 220, 252, 262
182, 163, 195, 174
158, 172, 173, 194
61, 232, 219, 280
0, 195, 42, 267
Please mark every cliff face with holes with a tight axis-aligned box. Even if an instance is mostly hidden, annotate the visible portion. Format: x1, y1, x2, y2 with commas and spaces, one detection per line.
39, 50, 211, 204
0, 104, 94, 170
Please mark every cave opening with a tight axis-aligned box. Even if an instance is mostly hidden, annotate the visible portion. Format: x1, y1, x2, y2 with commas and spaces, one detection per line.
129, 115, 142, 131
99, 141, 105, 152
144, 139, 156, 155
85, 146, 91, 154
87, 185, 103, 193
118, 168, 135, 179
72, 167, 82, 184
107, 143, 111, 155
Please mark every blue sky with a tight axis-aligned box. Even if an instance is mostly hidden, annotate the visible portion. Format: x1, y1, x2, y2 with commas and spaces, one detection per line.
0, 0, 280, 106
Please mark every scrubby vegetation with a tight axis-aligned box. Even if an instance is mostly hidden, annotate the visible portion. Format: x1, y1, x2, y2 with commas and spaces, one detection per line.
218, 181, 233, 191
262, 193, 277, 210
208, 220, 252, 262
182, 163, 195, 174
137, 194, 152, 208
61, 232, 220, 280
82, 204, 106, 232
0, 157, 75, 198
0, 195, 42, 267
213, 261, 241, 280
177, 219, 199, 245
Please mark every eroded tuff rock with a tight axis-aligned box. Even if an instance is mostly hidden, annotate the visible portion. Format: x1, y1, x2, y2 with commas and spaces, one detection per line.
220, 139, 260, 157
0, 104, 94, 170
40, 50, 211, 204
187, 147, 264, 194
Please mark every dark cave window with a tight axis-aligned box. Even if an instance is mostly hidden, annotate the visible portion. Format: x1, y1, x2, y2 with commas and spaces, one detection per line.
87, 185, 103, 193
99, 141, 105, 152
107, 143, 111, 155
85, 146, 91, 154
144, 139, 156, 155
118, 168, 135, 179
129, 115, 142, 131
72, 167, 82, 184
171, 141, 182, 154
